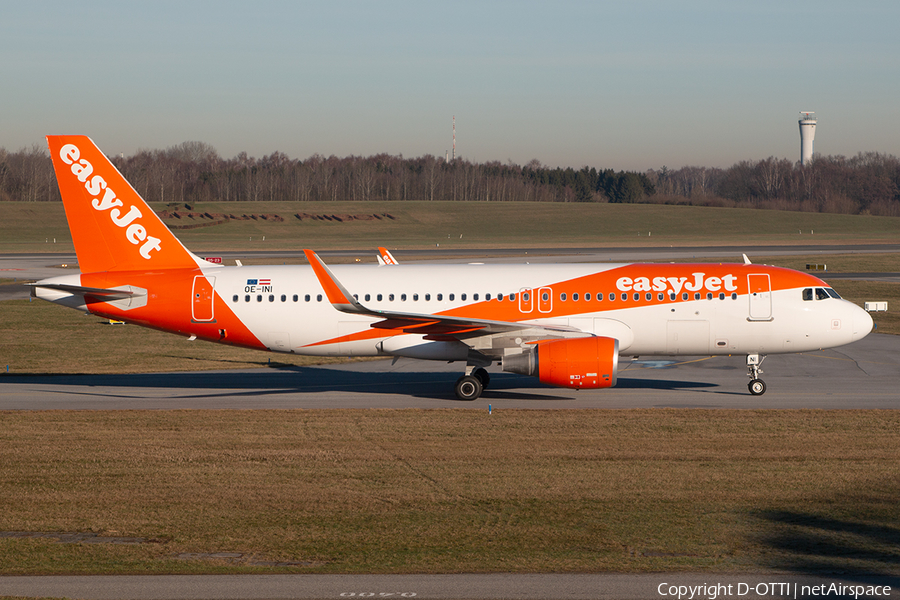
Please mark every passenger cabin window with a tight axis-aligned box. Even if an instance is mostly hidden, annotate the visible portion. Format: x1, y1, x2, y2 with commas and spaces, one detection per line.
232, 294, 238, 302
293, 294, 299, 302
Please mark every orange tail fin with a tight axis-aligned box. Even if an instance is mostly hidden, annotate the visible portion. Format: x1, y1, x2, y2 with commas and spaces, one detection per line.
46, 135, 203, 273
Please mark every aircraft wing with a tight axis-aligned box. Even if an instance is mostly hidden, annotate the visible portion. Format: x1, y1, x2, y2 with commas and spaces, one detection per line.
304, 250, 585, 340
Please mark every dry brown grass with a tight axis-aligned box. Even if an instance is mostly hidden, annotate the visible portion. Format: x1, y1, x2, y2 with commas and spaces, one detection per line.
0, 409, 898, 575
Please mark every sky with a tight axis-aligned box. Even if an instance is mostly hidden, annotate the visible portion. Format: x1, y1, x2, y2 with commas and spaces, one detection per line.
2, 1, 899, 171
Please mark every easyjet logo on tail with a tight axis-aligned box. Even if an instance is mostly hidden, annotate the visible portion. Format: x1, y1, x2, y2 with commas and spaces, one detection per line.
59, 143, 161, 260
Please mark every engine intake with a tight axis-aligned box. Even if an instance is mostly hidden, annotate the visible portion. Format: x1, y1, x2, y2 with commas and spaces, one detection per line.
502, 336, 619, 389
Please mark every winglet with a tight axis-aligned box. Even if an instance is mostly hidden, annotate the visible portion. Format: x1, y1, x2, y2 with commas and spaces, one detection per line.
304, 249, 368, 314
742, 253, 752, 265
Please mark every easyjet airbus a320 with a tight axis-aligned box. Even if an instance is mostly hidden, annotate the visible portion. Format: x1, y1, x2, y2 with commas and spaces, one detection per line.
33, 136, 874, 399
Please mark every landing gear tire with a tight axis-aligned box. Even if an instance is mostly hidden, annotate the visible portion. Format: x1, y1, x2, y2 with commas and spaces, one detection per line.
748, 379, 766, 396
472, 367, 490, 390
455, 375, 483, 401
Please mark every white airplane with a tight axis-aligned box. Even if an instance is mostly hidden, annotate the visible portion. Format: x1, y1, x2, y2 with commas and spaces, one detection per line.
33, 135, 874, 400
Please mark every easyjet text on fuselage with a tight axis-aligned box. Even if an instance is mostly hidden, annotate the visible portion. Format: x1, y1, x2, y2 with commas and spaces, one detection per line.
615, 273, 739, 295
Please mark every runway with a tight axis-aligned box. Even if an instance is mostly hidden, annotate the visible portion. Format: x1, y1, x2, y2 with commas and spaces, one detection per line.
1, 333, 897, 410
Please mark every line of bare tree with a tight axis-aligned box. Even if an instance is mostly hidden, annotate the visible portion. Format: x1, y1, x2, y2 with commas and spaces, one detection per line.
1, 141, 898, 216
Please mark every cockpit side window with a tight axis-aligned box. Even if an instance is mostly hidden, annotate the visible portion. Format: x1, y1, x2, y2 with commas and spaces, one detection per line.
815, 288, 830, 300
802, 288, 813, 301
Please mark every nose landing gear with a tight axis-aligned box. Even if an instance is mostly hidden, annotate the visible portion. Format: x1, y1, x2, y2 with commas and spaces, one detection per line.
747, 353, 767, 395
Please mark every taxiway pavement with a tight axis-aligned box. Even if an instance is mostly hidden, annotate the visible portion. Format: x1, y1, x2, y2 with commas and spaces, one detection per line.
1, 333, 897, 410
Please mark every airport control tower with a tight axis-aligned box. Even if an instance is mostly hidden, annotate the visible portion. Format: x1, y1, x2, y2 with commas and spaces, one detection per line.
799, 112, 816, 165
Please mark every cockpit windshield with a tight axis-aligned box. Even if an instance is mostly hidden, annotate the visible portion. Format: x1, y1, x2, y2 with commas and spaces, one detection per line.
803, 287, 842, 301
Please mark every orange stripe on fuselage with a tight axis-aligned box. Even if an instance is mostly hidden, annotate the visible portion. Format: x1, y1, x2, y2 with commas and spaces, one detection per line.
303, 263, 827, 349
437, 263, 826, 322
81, 270, 266, 350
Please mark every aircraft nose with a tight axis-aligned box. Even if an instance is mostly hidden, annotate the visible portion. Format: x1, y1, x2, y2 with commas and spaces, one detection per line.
851, 303, 874, 341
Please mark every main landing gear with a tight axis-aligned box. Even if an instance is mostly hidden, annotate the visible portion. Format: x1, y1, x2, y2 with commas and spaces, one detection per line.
747, 353, 767, 395
455, 366, 490, 401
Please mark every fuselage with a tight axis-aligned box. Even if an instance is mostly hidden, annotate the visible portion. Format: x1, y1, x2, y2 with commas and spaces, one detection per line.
35, 260, 874, 361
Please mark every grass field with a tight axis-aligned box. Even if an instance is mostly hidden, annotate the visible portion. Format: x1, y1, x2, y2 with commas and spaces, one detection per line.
0, 410, 898, 576
3, 201, 900, 253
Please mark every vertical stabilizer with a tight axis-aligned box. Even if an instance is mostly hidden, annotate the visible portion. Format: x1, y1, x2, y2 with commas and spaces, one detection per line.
46, 135, 203, 273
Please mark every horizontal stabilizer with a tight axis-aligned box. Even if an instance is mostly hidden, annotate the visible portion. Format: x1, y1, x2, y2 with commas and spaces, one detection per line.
30, 282, 138, 300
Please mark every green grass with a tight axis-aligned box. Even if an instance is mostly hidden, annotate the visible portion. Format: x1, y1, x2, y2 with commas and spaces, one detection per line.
3, 201, 900, 253
0, 410, 897, 575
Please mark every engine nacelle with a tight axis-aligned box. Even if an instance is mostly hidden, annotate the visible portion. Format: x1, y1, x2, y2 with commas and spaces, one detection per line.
502, 336, 619, 389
